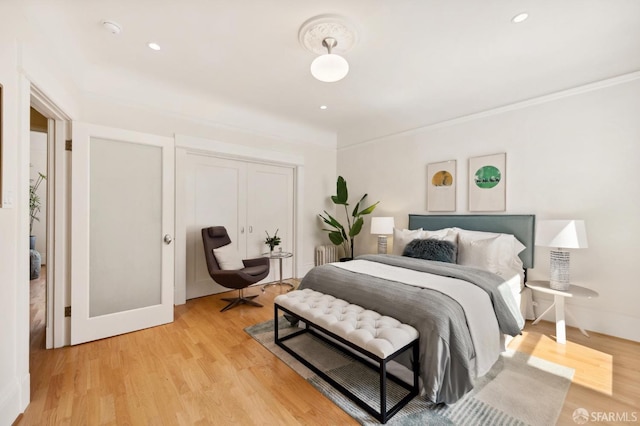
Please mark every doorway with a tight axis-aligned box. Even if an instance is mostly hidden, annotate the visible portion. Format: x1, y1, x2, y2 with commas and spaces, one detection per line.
30, 84, 72, 349
28, 107, 48, 354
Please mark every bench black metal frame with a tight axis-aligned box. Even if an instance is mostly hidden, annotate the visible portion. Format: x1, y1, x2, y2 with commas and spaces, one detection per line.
274, 303, 420, 424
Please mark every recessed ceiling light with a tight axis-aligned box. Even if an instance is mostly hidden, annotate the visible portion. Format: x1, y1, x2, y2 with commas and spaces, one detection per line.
512, 12, 529, 23
320, 105, 328, 110
147, 42, 161, 51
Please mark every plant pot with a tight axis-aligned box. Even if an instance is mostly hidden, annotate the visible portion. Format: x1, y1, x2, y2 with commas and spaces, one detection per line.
30, 235, 36, 250
30, 249, 41, 280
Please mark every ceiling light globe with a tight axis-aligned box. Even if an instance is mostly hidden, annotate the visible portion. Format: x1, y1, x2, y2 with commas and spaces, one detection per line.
310, 53, 349, 83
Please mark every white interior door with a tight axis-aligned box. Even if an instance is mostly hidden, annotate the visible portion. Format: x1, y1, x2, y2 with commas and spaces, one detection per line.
185, 155, 247, 299
70, 123, 174, 345
247, 163, 294, 282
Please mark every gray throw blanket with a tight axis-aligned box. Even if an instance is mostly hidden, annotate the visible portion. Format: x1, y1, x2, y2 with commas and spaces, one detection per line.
298, 254, 523, 404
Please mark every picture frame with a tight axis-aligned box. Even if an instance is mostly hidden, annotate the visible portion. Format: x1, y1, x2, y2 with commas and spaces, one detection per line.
468, 153, 506, 212
427, 160, 456, 211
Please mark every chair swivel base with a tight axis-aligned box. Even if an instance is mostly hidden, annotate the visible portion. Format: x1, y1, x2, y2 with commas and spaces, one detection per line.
220, 288, 263, 312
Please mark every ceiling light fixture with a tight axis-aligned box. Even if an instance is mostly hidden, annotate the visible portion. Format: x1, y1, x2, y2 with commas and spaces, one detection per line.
310, 37, 349, 82
147, 42, 161, 51
512, 12, 529, 23
320, 105, 328, 110
299, 14, 357, 83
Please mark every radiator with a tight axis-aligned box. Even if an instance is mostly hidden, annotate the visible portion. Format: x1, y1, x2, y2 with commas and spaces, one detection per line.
315, 244, 339, 266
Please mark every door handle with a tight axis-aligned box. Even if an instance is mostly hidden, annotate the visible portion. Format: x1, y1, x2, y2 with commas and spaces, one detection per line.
241, 227, 245, 234
249, 226, 253, 233
163, 234, 173, 245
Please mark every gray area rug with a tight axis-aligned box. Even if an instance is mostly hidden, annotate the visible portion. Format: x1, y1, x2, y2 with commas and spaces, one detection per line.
245, 318, 574, 426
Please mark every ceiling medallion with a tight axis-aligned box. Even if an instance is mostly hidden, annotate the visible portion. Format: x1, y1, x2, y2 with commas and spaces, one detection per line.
298, 14, 358, 82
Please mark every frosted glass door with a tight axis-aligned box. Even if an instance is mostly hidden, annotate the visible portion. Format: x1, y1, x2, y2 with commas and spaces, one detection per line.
89, 138, 162, 316
71, 123, 174, 345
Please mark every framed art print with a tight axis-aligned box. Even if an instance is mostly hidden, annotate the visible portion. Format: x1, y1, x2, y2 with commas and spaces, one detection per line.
427, 160, 456, 211
468, 153, 506, 211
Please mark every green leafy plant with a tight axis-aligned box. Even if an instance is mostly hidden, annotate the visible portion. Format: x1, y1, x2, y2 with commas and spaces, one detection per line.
29, 172, 46, 235
319, 176, 379, 259
265, 229, 281, 251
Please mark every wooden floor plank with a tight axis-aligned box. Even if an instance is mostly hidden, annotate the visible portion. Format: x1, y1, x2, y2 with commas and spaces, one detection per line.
17, 274, 640, 425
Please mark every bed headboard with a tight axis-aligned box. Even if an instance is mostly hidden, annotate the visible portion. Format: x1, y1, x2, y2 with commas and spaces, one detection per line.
408, 214, 535, 269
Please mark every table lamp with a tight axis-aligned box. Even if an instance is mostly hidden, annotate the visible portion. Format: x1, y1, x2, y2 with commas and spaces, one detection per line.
371, 217, 395, 254
535, 220, 588, 290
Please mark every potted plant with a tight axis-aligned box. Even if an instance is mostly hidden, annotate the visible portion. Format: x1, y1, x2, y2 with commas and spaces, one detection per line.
319, 176, 379, 260
29, 171, 46, 250
265, 229, 281, 253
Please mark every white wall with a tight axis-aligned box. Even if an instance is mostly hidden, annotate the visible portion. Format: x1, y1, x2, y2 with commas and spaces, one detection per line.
0, 40, 27, 426
338, 76, 640, 342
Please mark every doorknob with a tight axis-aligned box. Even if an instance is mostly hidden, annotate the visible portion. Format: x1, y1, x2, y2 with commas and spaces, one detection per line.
163, 234, 173, 244
249, 226, 253, 233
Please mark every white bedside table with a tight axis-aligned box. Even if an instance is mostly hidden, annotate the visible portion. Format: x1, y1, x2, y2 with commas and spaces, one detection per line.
525, 280, 599, 344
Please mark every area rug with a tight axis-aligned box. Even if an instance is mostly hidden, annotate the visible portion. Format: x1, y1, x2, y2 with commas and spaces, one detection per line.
245, 318, 574, 426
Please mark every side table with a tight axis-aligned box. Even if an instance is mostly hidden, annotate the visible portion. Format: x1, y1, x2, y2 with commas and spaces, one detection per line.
525, 280, 598, 344
262, 250, 294, 292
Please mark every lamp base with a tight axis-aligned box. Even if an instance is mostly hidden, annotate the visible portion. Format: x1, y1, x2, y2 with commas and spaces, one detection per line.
550, 250, 570, 291
377, 235, 388, 254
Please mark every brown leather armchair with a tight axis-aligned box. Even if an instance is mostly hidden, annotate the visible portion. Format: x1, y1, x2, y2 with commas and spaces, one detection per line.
202, 226, 270, 312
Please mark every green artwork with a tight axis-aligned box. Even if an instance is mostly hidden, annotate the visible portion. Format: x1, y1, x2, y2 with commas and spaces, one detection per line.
474, 165, 501, 188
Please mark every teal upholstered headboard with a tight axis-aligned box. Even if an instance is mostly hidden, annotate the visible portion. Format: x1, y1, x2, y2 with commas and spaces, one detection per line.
408, 214, 535, 269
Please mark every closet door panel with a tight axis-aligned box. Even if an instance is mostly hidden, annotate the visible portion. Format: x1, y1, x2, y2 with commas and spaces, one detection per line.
247, 163, 294, 283
185, 155, 247, 299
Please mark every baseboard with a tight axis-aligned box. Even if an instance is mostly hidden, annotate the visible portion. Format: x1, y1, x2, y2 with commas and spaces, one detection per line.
0, 376, 25, 426
532, 296, 640, 342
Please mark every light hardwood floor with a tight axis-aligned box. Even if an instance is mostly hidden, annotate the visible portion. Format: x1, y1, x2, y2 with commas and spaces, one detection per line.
17, 278, 640, 425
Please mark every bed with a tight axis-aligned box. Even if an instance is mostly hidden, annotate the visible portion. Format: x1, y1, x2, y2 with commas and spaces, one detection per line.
298, 214, 535, 404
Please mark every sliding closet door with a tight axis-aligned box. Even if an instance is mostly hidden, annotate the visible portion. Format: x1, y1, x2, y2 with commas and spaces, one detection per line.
185, 155, 247, 298
247, 163, 294, 282
182, 154, 294, 299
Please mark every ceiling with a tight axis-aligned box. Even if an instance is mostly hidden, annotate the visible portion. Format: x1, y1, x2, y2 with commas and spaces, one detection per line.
21, 0, 640, 147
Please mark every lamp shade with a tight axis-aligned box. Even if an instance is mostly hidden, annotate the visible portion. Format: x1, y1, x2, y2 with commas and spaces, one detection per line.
310, 53, 349, 82
536, 220, 588, 249
370, 217, 395, 235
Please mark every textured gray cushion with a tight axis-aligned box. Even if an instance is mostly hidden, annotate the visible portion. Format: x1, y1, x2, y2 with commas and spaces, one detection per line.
402, 238, 457, 263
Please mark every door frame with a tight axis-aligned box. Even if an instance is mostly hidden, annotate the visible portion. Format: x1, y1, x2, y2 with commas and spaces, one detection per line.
30, 84, 72, 349
174, 134, 305, 305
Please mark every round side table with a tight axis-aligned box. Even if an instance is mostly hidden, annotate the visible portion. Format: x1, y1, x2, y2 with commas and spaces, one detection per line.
262, 250, 294, 292
526, 280, 598, 344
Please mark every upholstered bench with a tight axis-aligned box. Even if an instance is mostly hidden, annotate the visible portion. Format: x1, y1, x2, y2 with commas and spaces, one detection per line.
274, 289, 419, 423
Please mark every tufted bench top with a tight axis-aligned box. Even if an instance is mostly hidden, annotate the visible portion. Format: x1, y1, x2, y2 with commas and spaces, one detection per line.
275, 288, 418, 359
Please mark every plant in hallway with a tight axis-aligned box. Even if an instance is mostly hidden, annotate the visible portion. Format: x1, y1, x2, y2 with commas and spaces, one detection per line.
319, 176, 379, 260
29, 171, 46, 237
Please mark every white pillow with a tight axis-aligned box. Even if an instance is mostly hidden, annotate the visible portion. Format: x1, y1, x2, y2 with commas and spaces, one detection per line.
423, 228, 458, 245
455, 228, 526, 278
457, 234, 501, 272
453, 228, 526, 255
212, 245, 245, 270
392, 228, 424, 255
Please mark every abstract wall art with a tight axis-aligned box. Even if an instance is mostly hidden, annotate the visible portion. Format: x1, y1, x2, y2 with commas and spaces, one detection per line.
427, 160, 456, 211
468, 153, 506, 211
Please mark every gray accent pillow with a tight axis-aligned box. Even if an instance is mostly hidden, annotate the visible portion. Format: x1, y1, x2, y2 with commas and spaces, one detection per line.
402, 238, 457, 263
